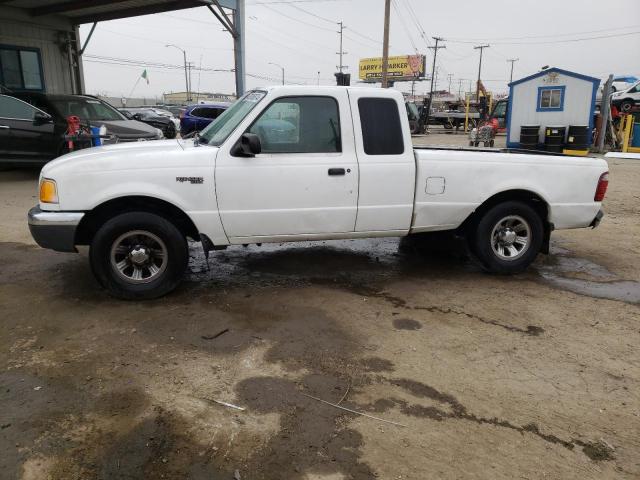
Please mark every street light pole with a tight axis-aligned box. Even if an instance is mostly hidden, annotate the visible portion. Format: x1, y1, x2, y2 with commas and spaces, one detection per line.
507, 58, 519, 83
166, 44, 190, 102
269, 62, 285, 85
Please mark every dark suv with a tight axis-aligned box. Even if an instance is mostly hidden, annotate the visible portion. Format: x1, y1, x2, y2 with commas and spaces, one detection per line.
180, 103, 229, 136
0, 93, 162, 165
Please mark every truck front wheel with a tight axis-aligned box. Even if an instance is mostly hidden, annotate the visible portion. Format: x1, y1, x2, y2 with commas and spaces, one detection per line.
89, 212, 188, 300
471, 201, 543, 274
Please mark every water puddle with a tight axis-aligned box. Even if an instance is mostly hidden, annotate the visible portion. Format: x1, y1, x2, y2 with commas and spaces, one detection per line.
536, 246, 640, 304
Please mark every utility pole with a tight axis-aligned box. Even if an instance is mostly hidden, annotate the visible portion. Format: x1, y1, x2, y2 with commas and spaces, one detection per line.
425, 36, 445, 130
458, 78, 463, 100
598, 74, 614, 152
381, 0, 391, 88
507, 58, 519, 83
447, 73, 453, 95
474, 44, 489, 104
317, 71, 321, 86
336, 21, 348, 73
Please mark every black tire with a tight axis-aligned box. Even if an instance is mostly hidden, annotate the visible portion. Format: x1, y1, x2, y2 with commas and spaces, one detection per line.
164, 122, 177, 139
89, 212, 188, 300
620, 100, 634, 113
471, 201, 544, 274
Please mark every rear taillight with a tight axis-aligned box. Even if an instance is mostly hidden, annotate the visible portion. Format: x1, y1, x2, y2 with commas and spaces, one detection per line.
594, 172, 609, 201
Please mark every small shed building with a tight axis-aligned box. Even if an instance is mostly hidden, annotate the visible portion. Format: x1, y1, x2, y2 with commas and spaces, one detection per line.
506, 67, 600, 148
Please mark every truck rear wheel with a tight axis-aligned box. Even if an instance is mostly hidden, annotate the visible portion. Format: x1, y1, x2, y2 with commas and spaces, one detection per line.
471, 201, 543, 274
89, 212, 188, 300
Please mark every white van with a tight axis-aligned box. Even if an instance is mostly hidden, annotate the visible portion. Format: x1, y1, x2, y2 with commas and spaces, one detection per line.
611, 80, 640, 112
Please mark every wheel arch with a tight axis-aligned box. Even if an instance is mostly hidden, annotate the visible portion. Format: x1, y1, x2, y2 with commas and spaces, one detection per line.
75, 195, 199, 245
459, 189, 552, 253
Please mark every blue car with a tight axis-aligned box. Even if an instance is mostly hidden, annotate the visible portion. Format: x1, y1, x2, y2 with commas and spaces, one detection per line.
180, 103, 230, 135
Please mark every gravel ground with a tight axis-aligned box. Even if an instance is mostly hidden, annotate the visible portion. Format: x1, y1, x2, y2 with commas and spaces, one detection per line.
1, 144, 639, 480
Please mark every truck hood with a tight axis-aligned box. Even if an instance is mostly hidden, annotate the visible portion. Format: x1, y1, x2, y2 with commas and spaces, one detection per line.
42, 139, 216, 178
96, 119, 160, 139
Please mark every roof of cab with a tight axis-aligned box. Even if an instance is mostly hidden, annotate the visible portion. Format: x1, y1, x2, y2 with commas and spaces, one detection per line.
255, 85, 402, 97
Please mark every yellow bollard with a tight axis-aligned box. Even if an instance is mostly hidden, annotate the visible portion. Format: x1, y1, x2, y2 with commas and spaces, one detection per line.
464, 94, 470, 133
621, 114, 634, 153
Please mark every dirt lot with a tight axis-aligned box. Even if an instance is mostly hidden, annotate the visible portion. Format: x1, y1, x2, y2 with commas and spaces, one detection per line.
1, 142, 639, 479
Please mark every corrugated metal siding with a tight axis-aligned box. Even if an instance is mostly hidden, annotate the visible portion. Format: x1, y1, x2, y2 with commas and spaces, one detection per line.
0, 7, 75, 94
508, 73, 596, 145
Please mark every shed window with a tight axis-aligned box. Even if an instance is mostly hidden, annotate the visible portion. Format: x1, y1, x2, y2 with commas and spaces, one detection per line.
0, 46, 44, 91
537, 86, 565, 112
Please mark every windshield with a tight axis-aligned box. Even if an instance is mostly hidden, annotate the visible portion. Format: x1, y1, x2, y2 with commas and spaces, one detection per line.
51, 98, 125, 121
406, 102, 419, 121
492, 100, 507, 118
199, 90, 266, 146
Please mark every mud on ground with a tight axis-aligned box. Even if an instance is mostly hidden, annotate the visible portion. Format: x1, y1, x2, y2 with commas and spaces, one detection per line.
1, 157, 639, 479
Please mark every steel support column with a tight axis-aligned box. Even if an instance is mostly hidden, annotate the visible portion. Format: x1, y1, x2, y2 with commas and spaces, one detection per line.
233, 0, 245, 95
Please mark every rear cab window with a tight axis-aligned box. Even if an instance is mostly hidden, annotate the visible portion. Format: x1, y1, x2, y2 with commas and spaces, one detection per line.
358, 97, 404, 155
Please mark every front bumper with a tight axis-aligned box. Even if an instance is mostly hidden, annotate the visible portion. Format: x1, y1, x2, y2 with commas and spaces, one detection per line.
28, 206, 84, 252
590, 209, 604, 229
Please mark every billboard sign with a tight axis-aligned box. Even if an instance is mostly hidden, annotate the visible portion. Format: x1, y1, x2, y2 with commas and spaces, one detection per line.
359, 54, 426, 82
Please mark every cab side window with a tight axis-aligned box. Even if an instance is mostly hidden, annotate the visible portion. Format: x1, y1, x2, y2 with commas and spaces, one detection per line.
358, 97, 404, 155
0, 95, 37, 120
248, 96, 341, 154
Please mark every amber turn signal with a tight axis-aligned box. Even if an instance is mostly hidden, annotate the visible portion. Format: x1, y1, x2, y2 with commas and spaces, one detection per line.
39, 179, 59, 204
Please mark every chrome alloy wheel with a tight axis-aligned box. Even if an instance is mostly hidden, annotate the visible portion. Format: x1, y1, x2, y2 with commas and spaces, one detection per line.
490, 215, 531, 261
110, 230, 167, 284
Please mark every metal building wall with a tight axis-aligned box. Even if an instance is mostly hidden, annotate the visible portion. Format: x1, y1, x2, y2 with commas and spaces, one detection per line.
507, 72, 599, 146
0, 6, 81, 94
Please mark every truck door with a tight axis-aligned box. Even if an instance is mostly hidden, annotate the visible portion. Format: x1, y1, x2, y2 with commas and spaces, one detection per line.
215, 90, 359, 241
347, 91, 416, 232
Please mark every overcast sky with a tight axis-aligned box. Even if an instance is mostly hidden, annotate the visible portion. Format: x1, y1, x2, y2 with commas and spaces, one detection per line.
79, 0, 640, 99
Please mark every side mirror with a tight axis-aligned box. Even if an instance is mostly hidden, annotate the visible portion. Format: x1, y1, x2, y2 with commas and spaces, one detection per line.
133, 113, 143, 121
232, 133, 262, 157
33, 111, 52, 126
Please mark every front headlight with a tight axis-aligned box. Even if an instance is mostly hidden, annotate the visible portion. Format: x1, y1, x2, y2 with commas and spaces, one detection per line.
39, 178, 59, 204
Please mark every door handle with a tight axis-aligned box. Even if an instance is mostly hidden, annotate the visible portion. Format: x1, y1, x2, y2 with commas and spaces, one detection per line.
328, 168, 346, 176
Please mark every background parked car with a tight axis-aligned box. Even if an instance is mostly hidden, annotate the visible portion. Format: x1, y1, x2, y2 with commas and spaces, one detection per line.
611, 75, 638, 92
156, 105, 187, 118
611, 80, 640, 113
1, 93, 163, 165
0, 94, 62, 165
120, 107, 179, 139
180, 103, 229, 135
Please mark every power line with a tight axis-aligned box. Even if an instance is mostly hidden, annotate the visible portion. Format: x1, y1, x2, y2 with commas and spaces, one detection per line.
443, 24, 640, 42
391, 0, 418, 53
280, 2, 382, 46
444, 30, 640, 45
262, 5, 335, 32
288, 3, 336, 23
404, 0, 433, 48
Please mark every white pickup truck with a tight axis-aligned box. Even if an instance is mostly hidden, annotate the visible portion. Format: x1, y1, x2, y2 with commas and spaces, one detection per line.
28, 86, 608, 299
